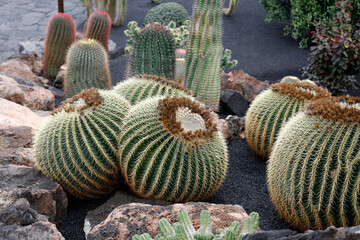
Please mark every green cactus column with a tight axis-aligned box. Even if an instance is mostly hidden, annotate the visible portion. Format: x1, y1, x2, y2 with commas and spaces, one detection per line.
34, 89, 131, 199
128, 23, 176, 80
113, 74, 192, 105
268, 96, 360, 231
185, 0, 223, 111
64, 39, 112, 98
43, 13, 76, 79
85, 11, 112, 51
245, 82, 330, 158
118, 96, 228, 202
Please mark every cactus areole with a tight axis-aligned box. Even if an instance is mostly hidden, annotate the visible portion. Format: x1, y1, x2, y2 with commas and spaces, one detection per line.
268, 95, 360, 231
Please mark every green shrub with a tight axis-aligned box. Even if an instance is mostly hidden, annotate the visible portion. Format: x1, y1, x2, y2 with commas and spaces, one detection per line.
259, 0, 360, 48
143, 2, 190, 26
302, 0, 360, 96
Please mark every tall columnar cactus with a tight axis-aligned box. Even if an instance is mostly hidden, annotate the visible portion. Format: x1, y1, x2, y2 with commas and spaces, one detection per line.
34, 89, 131, 199
118, 96, 228, 202
245, 82, 330, 158
133, 210, 259, 240
64, 39, 112, 98
113, 74, 192, 105
268, 95, 360, 231
185, 0, 223, 111
128, 23, 176, 80
96, 0, 127, 26
85, 11, 112, 51
223, 0, 240, 16
43, 13, 76, 79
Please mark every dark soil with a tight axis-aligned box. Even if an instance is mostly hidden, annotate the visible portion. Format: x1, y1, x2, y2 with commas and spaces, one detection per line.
57, 0, 360, 239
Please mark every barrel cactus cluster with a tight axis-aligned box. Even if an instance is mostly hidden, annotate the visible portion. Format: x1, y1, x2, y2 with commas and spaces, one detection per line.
245, 82, 331, 158
113, 74, 192, 105
118, 96, 228, 202
34, 89, 131, 199
64, 39, 112, 98
268, 95, 360, 231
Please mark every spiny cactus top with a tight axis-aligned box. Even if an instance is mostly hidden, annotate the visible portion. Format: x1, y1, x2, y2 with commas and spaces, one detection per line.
43, 13, 76, 79
113, 74, 192, 105
118, 96, 228, 202
85, 10, 112, 51
64, 39, 112, 98
268, 95, 360, 231
128, 23, 176, 80
245, 82, 330, 158
34, 88, 131, 199
143, 2, 190, 26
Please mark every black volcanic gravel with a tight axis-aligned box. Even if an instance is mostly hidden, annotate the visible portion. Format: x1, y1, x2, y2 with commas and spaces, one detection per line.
57, 0, 359, 239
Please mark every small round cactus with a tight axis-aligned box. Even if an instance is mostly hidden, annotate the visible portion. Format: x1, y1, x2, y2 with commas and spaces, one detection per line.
34, 88, 131, 199
143, 2, 190, 26
43, 13, 76, 79
113, 74, 192, 105
245, 82, 330, 158
64, 39, 112, 98
268, 95, 360, 231
118, 96, 228, 202
85, 10, 112, 51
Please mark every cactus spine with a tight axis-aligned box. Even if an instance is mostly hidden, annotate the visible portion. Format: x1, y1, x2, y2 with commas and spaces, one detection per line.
64, 39, 112, 98
268, 96, 360, 231
85, 11, 112, 51
113, 74, 192, 105
223, 0, 240, 16
119, 96, 228, 202
185, 0, 223, 111
132, 210, 259, 240
245, 82, 330, 158
34, 89, 131, 199
128, 23, 176, 80
43, 13, 76, 79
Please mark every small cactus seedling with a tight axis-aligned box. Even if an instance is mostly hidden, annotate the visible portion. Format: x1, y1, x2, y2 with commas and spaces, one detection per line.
64, 39, 112, 98
85, 11, 112, 51
132, 210, 259, 240
113, 74, 192, 105
128, 23, 176, 80
43, 13, 76, 79
245, 82, 330, 158
268, 95, 360, 231
34, 88, 131, 199
118, 96, 228, 202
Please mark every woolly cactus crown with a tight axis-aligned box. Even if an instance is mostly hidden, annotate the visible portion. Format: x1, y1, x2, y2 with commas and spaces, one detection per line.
119, 96, 228, 202
270, 82, 330, 100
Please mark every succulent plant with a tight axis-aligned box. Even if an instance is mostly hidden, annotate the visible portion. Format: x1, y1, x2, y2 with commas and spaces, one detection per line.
143, 2, 190, 27
43, 13, 76, 79
185, 0, 223, 110
132, 210, 259, 240
118, 96, 228, 202
85, 11, 112, 51
223, 0, 240, 16
167, 20, 191, 49
95, 0, 127, 26
113, 74, 192, 105
221, 49, 238, 70
128, 23, 176, 80
245, 82, 331, 158
268, 95, 360, 231
34, 88, 131, 199
124, 21, 141, 54
64, 39, 112, 98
